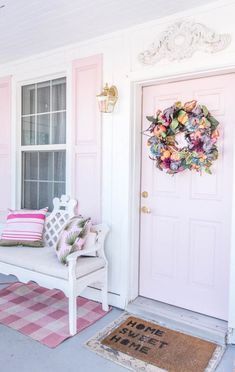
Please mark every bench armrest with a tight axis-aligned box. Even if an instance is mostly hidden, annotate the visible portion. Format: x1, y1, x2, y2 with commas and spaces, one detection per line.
66, 244, 101, 264
67, 223, 109, 280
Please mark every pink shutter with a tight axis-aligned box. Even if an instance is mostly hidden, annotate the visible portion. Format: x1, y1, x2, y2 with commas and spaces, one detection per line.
72, 55, 102, 223
0, 76, 11, 224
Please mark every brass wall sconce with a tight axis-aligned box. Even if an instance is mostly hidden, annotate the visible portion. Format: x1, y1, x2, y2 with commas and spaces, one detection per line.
96, 83, 118, 113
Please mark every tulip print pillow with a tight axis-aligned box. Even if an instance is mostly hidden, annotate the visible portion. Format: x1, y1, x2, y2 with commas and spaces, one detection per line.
55, 215, 91, 265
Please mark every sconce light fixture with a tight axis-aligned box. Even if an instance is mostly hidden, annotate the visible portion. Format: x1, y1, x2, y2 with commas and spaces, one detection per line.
96, 83, 118, 113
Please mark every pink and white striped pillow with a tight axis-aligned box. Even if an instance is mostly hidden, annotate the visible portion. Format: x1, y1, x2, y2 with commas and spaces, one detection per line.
0, 208, 48, 247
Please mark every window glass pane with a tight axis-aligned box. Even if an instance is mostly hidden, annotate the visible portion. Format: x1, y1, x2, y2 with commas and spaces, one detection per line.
51, 112, 66, 144
23, 181, 38, 209
52, 78, 66, 111
22, 151, 66, 211
23, 152, 38, 180
54, 182, 65, 199
21, 77, 66, 211
37, 114, 50, 145
54, 151, 66, 181
22, 84, 35, 115
37, 81, 50, 113
22, 116, 35, 145
39, 152, 53, 181
39, 182, 53, 211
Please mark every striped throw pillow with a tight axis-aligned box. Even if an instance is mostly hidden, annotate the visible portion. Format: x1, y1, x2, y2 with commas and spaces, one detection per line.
0, 208, 48, 247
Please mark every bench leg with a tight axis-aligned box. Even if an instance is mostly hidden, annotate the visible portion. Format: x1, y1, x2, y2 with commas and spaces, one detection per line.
101, 270, 109, 312
69, 290, 77, 336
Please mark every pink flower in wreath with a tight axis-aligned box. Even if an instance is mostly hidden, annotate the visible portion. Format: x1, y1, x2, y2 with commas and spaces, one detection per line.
211, 129, 219, 141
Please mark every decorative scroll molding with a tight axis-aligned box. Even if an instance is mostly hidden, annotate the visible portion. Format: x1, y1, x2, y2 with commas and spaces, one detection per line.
138, 20, 231, 65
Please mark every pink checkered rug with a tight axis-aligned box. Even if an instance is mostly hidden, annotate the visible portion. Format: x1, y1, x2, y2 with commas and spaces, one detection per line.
0, 282, 111, 348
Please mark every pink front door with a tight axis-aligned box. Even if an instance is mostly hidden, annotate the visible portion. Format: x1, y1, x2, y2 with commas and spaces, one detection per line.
139, 74, 235, 320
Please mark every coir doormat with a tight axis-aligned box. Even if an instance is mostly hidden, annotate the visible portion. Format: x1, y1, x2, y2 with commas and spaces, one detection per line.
86, 314, 225, 372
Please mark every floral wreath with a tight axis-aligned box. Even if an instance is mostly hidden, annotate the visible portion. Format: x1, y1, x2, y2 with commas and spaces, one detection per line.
145, 100, 219, 174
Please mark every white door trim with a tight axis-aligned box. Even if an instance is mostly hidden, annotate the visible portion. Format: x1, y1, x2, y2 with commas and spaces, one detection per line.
127, 66, 235, 343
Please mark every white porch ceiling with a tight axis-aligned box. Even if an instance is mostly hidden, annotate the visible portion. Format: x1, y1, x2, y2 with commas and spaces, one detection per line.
0, 0, 216, 64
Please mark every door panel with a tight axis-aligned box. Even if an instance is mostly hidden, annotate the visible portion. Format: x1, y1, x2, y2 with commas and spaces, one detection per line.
139, 74, 235, 320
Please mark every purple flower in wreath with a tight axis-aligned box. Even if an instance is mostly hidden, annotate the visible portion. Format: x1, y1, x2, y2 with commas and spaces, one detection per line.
150, 144, 158, 157
163, 106, 174, 124
202, 135, 213, 153
192, 105, 203, 117
187, 138, 199, 151
195, 142, 205, 152
150, 142, 164, 158
186, 117, 200, 132
162, 158, 171, 169
170, 161, 181, 171
147, 136, 158, 146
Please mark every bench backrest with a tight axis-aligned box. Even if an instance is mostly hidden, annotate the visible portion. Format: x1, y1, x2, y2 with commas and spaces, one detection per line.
43, 196, 109, 259
44, 195, 77, 247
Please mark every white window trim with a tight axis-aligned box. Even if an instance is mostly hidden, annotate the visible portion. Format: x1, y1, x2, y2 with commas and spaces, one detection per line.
16, 72, 71, 210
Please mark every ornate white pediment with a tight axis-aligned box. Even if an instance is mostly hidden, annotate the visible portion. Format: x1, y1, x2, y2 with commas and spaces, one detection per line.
138, 20, 231, 65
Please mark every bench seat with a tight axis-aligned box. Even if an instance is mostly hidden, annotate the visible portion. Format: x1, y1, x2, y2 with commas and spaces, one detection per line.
0, 245, 105, 280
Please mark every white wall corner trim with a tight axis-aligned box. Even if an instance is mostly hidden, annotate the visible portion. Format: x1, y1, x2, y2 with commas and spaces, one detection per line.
138, 20, 232, 65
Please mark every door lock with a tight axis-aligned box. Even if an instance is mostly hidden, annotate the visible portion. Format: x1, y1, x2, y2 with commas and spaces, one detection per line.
141, 206, 151, 214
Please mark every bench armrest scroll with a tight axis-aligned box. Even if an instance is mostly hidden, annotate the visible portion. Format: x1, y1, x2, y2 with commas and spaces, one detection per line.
66, 244, 101, 263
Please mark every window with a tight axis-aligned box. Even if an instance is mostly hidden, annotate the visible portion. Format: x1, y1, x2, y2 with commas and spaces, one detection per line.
21, 77, 66, 211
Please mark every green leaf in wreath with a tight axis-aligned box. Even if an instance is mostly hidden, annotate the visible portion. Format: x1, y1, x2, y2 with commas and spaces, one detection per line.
205, 167, 212, 175
207, 115, 219, 129
177, 110, 188, 125
201, 105, 209, 117
211, 149, 219, 160
204, 118, 211, 129
179, 151, 187, 160
146, 116, 156, 123
161, 132, 167, 138
170, 118, 179, 131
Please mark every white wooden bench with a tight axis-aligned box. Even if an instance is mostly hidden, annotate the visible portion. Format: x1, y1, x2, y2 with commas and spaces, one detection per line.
0, 195, 110, 335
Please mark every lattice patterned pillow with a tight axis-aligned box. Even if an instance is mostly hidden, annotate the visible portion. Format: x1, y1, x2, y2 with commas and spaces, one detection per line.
55, 216, 91, 264
0, 208, 48, 247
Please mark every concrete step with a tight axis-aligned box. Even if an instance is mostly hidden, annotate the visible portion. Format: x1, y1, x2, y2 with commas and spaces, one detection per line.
126, 296, 228, 345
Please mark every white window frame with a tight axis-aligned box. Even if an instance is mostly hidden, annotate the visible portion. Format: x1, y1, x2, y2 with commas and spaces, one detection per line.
16, 72, 71, 210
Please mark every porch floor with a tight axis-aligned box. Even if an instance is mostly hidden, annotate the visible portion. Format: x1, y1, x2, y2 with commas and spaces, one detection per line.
0, 274, 234, 372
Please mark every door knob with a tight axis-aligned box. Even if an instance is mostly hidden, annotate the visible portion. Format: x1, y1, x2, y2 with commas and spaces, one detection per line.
141, 206, 151, 214
141, 191, 148, 198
